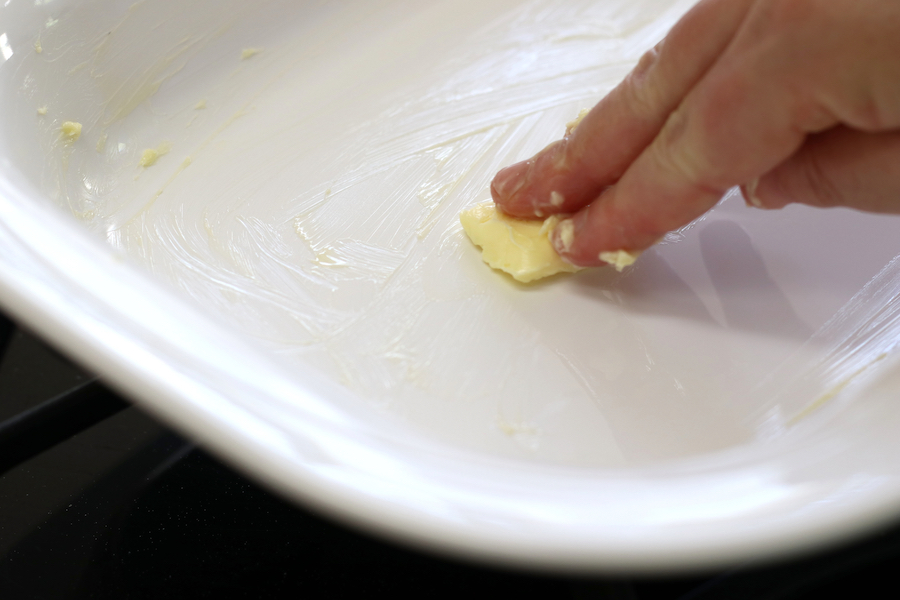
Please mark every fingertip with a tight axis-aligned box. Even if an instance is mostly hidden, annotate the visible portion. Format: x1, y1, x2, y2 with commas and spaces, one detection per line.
751, 173, 793, 210
549, 215, 594, 267
547, 182, 687, 269
742, 178, 790, 210
740, 179, 765, 208
491, 161, 529, 205
550, 215, 643, 270
490, 139, 579, 218
550, 216, 577, 256
549, 211, 608, 267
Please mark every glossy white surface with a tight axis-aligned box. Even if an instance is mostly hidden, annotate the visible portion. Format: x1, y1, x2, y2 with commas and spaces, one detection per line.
2, 0, 900, 572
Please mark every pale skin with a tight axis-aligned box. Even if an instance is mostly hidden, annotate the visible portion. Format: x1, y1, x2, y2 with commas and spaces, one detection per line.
490, 0, 900, 267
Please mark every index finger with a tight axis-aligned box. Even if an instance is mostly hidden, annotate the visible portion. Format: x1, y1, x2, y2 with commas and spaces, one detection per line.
491, 0, 756, 219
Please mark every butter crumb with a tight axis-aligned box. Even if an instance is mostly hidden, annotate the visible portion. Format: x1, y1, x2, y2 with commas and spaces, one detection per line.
37, 106, 48, 116
139, 141, 172, 167
240, 48, 263, 60
565, 108, 590, 135
550, 191, 564, 207
140, 149, 160, 167
60, 121, 82, 143
96, 133, 107, 153
194, 99, 207, 110
599, 249, 639, 272
34, 40, 42, 54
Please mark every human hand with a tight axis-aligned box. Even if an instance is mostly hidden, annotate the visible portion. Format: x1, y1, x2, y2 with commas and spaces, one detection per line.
490, 0, 900, 267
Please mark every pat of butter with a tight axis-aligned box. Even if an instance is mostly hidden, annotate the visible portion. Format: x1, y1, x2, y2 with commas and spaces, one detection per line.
60, 121, 82, 143
460, 201, 582, 283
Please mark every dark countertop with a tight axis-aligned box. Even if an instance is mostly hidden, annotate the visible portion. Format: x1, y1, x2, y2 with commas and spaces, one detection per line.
1, 315, 899, 599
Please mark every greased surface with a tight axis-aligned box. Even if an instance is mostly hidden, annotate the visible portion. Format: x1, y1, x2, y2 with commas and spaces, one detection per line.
14, 0, 897, 469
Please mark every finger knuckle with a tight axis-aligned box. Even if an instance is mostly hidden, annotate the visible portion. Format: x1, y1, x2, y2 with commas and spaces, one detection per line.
652, 108, 722, 194
623, 45, 665, 119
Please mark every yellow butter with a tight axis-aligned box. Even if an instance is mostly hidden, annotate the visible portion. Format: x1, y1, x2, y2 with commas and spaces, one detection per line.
599, 249, 639, 272
60, 121, 82, 143
460, 201, 582, 283
565, 107, 590, 135
139, 141, 171, 167
140, 149, 160, 167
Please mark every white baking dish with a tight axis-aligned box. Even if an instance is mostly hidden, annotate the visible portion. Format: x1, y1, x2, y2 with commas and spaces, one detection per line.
3, 0, 900, 572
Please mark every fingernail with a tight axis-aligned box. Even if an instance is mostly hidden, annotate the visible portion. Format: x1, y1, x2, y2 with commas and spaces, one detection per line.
491, 161, 529, 201
551, 217, 577, 255
742, 178, 763, 208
